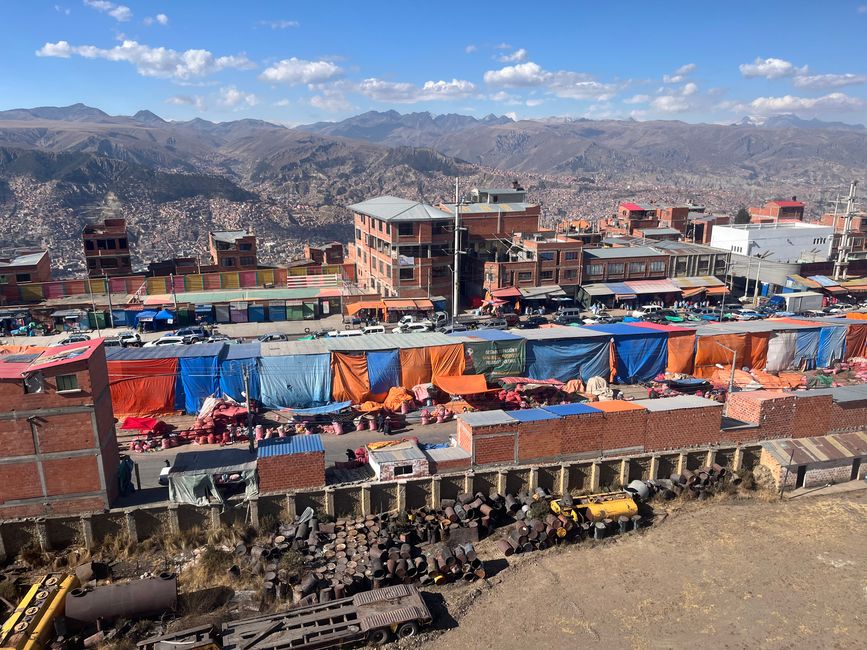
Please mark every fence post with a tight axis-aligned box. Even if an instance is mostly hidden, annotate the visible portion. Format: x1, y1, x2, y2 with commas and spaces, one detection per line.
430, 476, 441, 510
558, 463, 569, 496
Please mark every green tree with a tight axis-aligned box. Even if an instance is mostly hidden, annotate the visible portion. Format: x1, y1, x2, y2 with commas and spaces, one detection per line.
733, 207, 751, 224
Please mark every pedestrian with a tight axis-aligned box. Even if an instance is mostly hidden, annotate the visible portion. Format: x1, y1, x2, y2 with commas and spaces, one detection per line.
382, 415, 392, 436
345, 448, 356, 462
375, 411, 384, 432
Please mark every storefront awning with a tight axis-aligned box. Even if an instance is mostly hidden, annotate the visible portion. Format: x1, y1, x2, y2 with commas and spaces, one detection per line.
491, 287, 522, 298
346, 300, 384, 315
681, 287, 707, 298
414, 299, 434, 310
615, 293, 638, 300
382, 299, 419, 309
706, 286, 729, 296
824, 286, 846, 293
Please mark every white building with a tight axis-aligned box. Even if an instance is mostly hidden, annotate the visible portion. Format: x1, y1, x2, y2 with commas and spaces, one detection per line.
709, 222, 833, 263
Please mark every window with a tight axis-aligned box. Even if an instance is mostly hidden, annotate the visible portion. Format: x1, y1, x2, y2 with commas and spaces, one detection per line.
650, 261, 666, 273
432, 266, 449, 278
87, 260, 96, 269
378, 260, 384, 274
23, 373, 44, 394
56, 374, 79, 392
565, 251, 579, 261
360, 214, 366, 224
432, 222, 448, 235
398, 223, 413, 236
394, 465, 413, 477
0, 275, 7, 284
97, 239, 107, 250
540, 270, 554, 280
239, 243, 253, 251
363, 252, 367, 263
539, 251, 555, 261
518, 271, 533, 281
85, 240, 95, 251
587, 264, 603, 275
119, 238, 127, 249
386, 223, 391, 235
608, 263, 625, 275
222, 258, 236, 267
107, 239, 116, 250
563, 269, 577, 280
628, 262, 645, 274
101, 258, 118, 268
15, 273, 31, 283
355, 228, 362, 241
240, 256, 255, 266
399, 268, 414, 280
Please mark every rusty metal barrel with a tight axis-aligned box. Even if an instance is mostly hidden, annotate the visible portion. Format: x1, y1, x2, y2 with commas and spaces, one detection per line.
65, 573, 177, 624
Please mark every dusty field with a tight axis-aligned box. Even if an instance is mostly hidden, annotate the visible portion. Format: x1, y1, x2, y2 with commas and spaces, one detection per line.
417, 488, 867, 650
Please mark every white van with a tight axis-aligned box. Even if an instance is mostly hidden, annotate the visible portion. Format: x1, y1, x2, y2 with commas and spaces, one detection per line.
327, 329, 364, 337
632, 305, 665, 318
556, 307, 583, 320
362, 325, 386, 334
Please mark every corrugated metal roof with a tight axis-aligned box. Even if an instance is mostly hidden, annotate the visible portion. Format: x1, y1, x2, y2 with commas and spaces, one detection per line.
211, 230, 249, 244
423, 446, 472, 462
0, 251, 48, 268
368, 441, 427, 463
581, 284, 615, 296
586, 323, 666, 337
585, 247, 665, 259
143, 287, 332, 306
826, 384, 867, 403
457, 410, 517, 427
673, 276, 726, 289
542, 403, 601, 417
625, 279, 682, 294
257, 434, 324, 457
261, 332, 472, 356
440, 202, 535, 214
464, 329, 522, 341
349, 196, 453, 222
632, 395, 723, 412
170, 448, 258, 474
639, 227, 681, 236
106, 342, 226, 359
762, 432, 867, 467
514, 326, 611, 341
506, 408, 560, 422
222, 342, 261, 360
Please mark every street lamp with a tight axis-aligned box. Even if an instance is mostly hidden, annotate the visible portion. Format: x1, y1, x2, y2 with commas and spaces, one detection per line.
715, 342, 737, 415
752, 251, 773, 306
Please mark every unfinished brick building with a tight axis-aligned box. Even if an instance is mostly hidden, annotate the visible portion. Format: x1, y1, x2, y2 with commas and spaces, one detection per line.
0, 340, 119, 519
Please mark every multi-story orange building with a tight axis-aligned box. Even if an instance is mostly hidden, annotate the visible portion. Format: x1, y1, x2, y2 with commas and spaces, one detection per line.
83, 218, 132, 277
749, 198, 805, 223
209, 230, 258, 271
482, 233, 584, 292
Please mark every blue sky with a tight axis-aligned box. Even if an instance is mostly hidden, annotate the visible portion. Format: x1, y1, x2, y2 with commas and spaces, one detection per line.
1, 1, 866, 125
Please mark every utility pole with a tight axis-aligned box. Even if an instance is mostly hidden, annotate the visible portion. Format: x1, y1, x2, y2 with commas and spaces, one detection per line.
243, 366, 254, 453
169, 273, 179, 311
104, 274, 115, 329
87, 278, 101, 337
832, 181, 859, 281
752, 252, 771, 306
452, 179, 462, 320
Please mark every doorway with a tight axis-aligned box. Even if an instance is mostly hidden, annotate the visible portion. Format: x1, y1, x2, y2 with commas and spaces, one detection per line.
851, 458, 862, 482
795, 465, 807, 489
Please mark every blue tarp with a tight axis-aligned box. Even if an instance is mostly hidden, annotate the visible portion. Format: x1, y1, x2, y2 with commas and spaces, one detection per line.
542, 403, 601, 417
586, 323, 667, 383
259, 354, 331, 409
817, 324, 846, 367
155, 309, 175, 321
506, 408, 559, 422
218, 344, 261, 403
282, 400, 352, 415
134, 310, 158, 324
525, 338, 610, 382
467, 329, 523, 341
367, 349, 401, 396
793, 327, 821, 370
178, 355, 220, 414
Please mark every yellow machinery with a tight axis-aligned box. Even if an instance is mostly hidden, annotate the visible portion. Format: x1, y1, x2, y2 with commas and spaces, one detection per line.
550, 491, 638, 523
0, 574, 79, 650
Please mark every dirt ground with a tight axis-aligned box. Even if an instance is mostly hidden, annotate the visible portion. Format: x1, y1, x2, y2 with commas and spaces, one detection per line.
413, 487, 867, 650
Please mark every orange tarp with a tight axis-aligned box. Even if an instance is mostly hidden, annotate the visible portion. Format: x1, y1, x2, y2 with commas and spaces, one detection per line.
750, 369, 804, 389
108, 358, 178, 416
384, 386, 414, 411
693, 332, 769, 378
0, 345, 47, 355
434, 374, 488, 395
748, 332, 770, 370
845, 312, 867, 320
429, 344, 466, 379
709, 366, 754, 388
331, 352, 371, 403
845, 321, 867, 358
589, 400, 646, 413
346, 300, 383, 315
608, 339, 617, 383
630, 322, 696, 374
400, 347, 431, 388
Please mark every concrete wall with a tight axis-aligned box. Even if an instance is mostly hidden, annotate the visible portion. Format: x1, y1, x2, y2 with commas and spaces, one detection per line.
0, 441, 761, 562
760, 448, 865, 490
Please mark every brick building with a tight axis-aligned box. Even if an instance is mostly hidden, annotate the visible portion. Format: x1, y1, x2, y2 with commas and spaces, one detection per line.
0, 339, 119, 519
749, 198, 805, 223
685, 212, 730, 245
760, 433, 866, 490
482, 233, 583, 293
0, 250, 52, 287
605, 202, 659, 236
209, 230, 258, 271
583, 247, 669, 283
817, 210, 867, 260
304, 242, 344, 265
257, 435, 326, 493
83, 218, 132, 277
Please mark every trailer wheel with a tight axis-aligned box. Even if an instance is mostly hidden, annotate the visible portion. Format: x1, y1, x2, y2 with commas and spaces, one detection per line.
368, 628, 390, 645
396, 622, 419, 639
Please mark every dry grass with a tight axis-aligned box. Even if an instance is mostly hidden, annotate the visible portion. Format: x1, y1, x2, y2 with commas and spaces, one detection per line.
17, 543, 51, 569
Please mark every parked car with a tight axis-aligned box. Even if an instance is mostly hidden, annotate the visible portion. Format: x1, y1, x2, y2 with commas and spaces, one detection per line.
117, 330, 142, 346
502, 313, 520, 326
393, 322, 432, 334
644, 309, 684, 323
734, 308, 764, 321
143, 335, 186, 347
257, 333, 288, 342
207, 334, 232, 343
49, 333, 91, 347
327, 329, 364, 337
437, 323, 468, 334
554, 314, 584, 325
362, 325, 386, 334
174, 326, 209, 343
102, 336, 123, 347
519, 315, 548, 329
483, 318, 508, 330
631, 305, 665, 318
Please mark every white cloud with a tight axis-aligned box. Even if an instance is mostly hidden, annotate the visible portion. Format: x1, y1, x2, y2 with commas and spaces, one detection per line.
793, 72, 867, 88
504, 111, 518, 120
484, 61, 615, 99
647, 82, 704, 114
858, 4, 867, 13
218, 85, 258, 108
681, 82, 698, 96
166, 94, 205, 111
739, 57, 808, 79
464, 44, 477, 54
663, 63, 697, 84
494, 43, 512, 50
357, 78, 476, 103
496, 48, 528, 63
258, 19, 299, 29
624, 94, 650, 104
36, 39, 254, 80
310, 90, 352, 113
259, 58, 342, 85
746, 92, 867, 115
143, 13, 168, 26
83, 0, 131, 22
55, 5, 71, 15
274, 99, 291, 107
525, 98, 543, 107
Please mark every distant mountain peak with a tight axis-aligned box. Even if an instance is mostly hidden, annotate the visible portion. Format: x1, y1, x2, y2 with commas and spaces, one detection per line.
132, 109, 166, 124
737, 113, 865, 131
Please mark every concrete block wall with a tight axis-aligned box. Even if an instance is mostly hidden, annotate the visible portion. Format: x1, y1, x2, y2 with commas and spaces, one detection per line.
258, 451, 326, 493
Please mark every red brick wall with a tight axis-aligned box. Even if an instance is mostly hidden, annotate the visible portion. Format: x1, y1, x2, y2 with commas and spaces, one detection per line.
517, 420, 563, 462
473, 433, 516, 465
0, 462, 43, 502
791, 394, 833, 438
827, 401, 867, 433
561, 412, 605, 455
428, 457, 471, 474
258, 452, 326, 493
601, 409, 648, 451
645, 406, 723, 451
42, 456, 102, 496
0, 497, 108, 519
456, 421, 473, 454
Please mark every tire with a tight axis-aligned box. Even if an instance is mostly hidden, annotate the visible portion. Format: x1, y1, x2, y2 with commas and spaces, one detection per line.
368, 628, 390, 645
396, 621, 419, 639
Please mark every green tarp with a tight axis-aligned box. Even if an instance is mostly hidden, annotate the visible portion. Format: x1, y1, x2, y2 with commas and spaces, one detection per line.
464, 338, 526, 381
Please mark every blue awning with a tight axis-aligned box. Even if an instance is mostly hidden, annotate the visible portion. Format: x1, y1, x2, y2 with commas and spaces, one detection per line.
135, 310, 158, 323
283, 400, 353, 415
155, 309, 175, 320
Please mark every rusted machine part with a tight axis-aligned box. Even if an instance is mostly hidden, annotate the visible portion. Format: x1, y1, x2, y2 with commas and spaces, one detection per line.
496, 539, 514, 557
463, 543, 477, 562
65, 573, 178, 623
299, 573, 318, 597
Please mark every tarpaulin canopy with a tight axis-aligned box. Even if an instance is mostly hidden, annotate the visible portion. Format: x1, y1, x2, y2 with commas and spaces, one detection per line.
119, 416, 160, 430
282, 400, 352, 415
168, 449, 258, 506
772, 318, 847, 367
331, 352, 371, 403
844, 320, 867, 358
766, 331, 797, 373
491, 286, 522, 298
464, 336, 526, 381
429, 344, 466, 379
791, 327, 821, 369
178, 355, 220, 414
259, 354, 331, 408
434, 374, 488, 395
400, 347, 431, 388
629, 321, 696, 374
525, 337, 611, 382
367, 349, 401, 400
693, 332, 767, 378
108, 357, 178, 416
135, 310, 158, 323
585, 323, 668, 383
219, 343, 261, 403
155, 309, 175, 320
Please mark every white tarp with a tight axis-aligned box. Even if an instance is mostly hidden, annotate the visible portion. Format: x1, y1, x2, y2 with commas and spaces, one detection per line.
766, 331, 798, 373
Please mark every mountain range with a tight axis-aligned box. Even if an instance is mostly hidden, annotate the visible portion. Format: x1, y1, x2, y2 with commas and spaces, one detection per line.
0, 104, 865, 277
